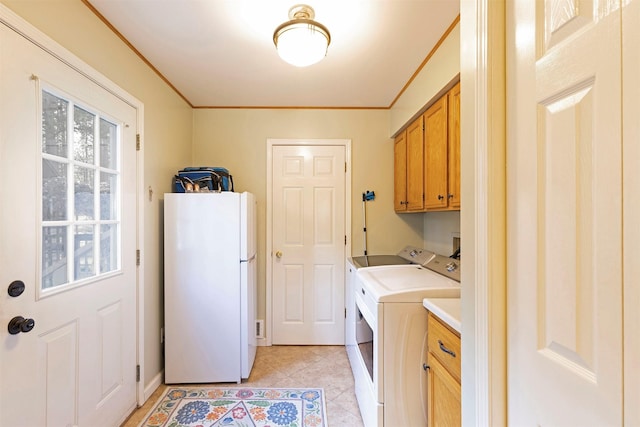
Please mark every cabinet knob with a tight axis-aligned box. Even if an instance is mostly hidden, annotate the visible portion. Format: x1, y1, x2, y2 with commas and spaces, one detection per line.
448, 193, 454, 199
438, 194, 444, 200
423, 363, 430, 371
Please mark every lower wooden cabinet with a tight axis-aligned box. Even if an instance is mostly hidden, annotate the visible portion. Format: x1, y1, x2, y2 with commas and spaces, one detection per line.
426, 312, 461, 426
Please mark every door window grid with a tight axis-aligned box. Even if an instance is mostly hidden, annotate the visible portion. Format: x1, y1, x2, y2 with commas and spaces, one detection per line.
40, 89, 121, 292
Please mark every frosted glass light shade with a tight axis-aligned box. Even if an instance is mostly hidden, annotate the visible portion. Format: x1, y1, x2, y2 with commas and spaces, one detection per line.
275, 21, 330, 67
273, 5, 331, 67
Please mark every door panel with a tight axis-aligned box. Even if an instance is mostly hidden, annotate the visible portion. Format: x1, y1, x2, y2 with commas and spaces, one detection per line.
0, 22, 137, 427
393, 131, 407, 211
406, 117, 424, 211
447, 82, 461, 208
272, 144, 346, 344
424, 96, 448, 209
508, 0, 622, 425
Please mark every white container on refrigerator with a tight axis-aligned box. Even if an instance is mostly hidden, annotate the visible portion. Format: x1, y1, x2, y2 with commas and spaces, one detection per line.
163, 192, 257, 384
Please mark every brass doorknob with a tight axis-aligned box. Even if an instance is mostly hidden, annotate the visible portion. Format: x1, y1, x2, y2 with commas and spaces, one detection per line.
275, 251, 283, 258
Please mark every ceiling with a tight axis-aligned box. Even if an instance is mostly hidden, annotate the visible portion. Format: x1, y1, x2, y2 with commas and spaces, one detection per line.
85, 0, 460, 109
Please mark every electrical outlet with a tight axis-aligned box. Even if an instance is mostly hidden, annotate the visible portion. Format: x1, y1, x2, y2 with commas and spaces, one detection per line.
256, 320, 265, 339
452, 231, 461, 254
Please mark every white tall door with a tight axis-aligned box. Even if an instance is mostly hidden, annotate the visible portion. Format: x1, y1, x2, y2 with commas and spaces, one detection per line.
507, 1, 623, 425
0, 22, 137, 427
271, 145, 346, 344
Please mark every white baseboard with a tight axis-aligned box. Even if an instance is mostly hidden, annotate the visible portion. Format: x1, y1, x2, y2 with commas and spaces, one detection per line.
143, 370, 164, 403
257, 337, 270, 347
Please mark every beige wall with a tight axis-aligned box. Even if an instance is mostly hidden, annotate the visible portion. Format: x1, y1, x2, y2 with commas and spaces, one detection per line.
192, 109, 425, 324
390, 22, 460, 136
2, 0, 193, 394
423, 211, 461, 256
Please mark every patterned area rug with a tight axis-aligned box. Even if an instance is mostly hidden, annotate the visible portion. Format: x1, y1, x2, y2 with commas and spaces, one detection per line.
138, 387, 327, 427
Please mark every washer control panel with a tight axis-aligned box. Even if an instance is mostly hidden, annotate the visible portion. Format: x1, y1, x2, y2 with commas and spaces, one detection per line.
397, 246, 436, 265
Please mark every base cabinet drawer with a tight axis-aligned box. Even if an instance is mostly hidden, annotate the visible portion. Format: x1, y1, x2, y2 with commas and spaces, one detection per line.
427, 312, 461, 381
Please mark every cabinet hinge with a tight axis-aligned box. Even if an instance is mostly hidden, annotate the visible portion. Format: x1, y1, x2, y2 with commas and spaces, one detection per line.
136, 249, 141, 266
136, 365, 140, 382
345, 162, 347, 173
345, 308, 347, 319
345, 235, 347, 245
136, 134, 141, 151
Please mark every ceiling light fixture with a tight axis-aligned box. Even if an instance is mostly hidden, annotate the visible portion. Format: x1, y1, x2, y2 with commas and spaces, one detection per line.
273, 4, 331, 67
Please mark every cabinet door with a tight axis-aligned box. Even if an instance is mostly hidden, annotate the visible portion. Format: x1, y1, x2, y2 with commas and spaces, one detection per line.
393, 131, 407, 211
406, 116, 425, 210
447, 82, 461, 208
424, 95, 449, 209
427, 354, 461, 427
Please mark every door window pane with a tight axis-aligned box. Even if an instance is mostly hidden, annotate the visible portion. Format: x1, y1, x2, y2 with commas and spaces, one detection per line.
74, 225, 95, 280
42, 226, 68, 289
100, 172, 117, 220
42, 92, 68, 157
73, 106, 95, 164
74, 166, 94, 220
100, 224, 118, 274
42, 159, 67, 221
100, 118, 118, 169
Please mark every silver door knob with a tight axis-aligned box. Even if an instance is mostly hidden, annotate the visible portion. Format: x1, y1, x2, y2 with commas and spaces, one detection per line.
275, 251, 283, 258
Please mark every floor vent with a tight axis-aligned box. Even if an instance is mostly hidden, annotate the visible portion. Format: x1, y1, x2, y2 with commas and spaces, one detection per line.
256, 319, 265, 339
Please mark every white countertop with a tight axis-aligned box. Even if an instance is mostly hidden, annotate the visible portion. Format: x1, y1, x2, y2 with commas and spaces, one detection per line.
423, 298, 461, 334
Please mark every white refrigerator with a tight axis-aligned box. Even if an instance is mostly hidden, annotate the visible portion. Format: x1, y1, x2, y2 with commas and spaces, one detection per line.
163, 192, 257, 383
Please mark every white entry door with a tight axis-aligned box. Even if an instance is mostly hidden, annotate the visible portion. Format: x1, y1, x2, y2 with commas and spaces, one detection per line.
271, 143, 346, 345
0, 21, 138, 427
507, 1, 623, 425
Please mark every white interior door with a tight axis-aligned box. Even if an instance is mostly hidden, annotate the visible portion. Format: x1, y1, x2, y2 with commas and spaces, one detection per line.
507, 1, 623, 425
0, 22, 137, 427
271, 143, 346, 345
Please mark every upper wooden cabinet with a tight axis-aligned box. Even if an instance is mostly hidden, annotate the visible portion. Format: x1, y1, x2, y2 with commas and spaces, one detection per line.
424, 94, 449, 209
394, 115, 425, 212
393, 130, 408, 211
447, 82, 461, 209
394, 81, 461, 213
406, 116, 425, 211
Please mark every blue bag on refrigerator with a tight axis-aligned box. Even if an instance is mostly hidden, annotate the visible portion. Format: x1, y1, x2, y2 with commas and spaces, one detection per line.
174, 167, 234, 192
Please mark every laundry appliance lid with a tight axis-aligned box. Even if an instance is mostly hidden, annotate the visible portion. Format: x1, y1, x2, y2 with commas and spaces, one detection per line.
356, 264, 460, 303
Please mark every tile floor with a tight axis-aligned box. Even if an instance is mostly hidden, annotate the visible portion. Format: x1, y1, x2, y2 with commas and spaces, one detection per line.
121, 345, 364, 427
